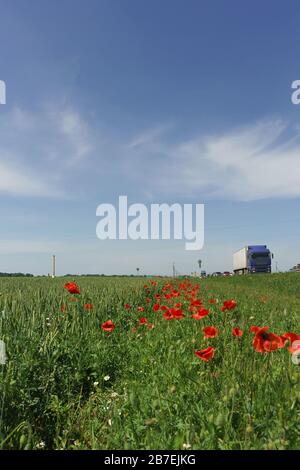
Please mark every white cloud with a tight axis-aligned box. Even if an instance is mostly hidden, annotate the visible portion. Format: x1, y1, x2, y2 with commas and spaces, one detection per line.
0, 105, 94, 197
2, 106, 300, 202
128, 123, 173, 149
129, 118, 300, 201
0, 159, 62, 197
52, 108, 93, 166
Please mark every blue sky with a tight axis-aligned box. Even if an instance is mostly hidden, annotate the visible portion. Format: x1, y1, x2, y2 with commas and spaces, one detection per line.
1, 0, 300, 275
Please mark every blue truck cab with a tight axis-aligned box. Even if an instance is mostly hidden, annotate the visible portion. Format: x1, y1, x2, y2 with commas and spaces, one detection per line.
247, 245, 272, 273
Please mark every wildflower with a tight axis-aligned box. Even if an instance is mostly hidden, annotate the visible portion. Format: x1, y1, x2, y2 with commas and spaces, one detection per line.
191, 298, 202, 307
209, 298, 217, 304
139, 317, 148, 325
36, 441, 46, 449
281, 332, 300, 345
137, 306, 145, 312
103, 375, 110, 381
101, 320, 115, 333
84, 303, 93, 311
250, 325, 260, 333
203, 326, 218, 338
232, 327, 243, 337
191, 308, 209, 320
64, 282, 80, 295
253, 327, 285, 353
195, 346, 215, 362
153, 303, 160, 311
124, 303, 131, 310
163, 310, 173, 321
93, 381, 99, 387
221, 299, 237, 311
182, 443, 191, 450
172, 308, 185, 320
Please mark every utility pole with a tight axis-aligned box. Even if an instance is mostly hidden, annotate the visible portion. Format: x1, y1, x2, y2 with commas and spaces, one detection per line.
173, 262, 176, 278
52, 255, 56, 278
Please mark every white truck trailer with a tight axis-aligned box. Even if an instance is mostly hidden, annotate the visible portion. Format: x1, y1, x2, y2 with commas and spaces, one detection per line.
233, 245, 272, 274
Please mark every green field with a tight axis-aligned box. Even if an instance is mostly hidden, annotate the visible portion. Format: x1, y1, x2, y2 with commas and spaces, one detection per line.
1, 273, 300, 450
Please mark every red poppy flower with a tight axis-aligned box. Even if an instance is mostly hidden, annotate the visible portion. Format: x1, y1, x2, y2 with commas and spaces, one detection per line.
172, 308, 185, 320
191, 299, 202, 307
191, 308, 209, 320
250, 325, 260, 334
147, 323, 155, 330
124, 303, 131, 310
195, 346, 215, 362
64, 282, 80, 295
153, 303, 160, 312
253, 327, 285, 353
208, 298, 216, 304
139, 317, 148, 325
101, 320, 115, 332
137, 306, 145, 312
232, 327, 243, 337
84, 303, 93, 311
281, 332, 300, 345
203, 326, 218, 338
163, 310, 173, 320
221, 299, 237, 311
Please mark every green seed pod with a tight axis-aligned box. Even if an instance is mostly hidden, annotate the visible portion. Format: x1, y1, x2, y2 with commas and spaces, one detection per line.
19, 434, 26, 448
215, 413, 225, 428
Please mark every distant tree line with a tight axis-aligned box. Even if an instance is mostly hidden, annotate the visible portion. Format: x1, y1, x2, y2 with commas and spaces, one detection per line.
0, 273, 34, 277
63, 274, 150, 277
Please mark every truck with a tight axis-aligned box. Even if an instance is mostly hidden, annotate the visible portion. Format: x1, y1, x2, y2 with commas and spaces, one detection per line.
233, 245, 272, 274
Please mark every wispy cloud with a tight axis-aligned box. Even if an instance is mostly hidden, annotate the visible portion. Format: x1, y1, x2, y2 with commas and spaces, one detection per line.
0, 105, 94, 197
127, 118, 300, 201
2, 106, 300, 202
0, 158, 63, 197
128, 123, 173, 149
